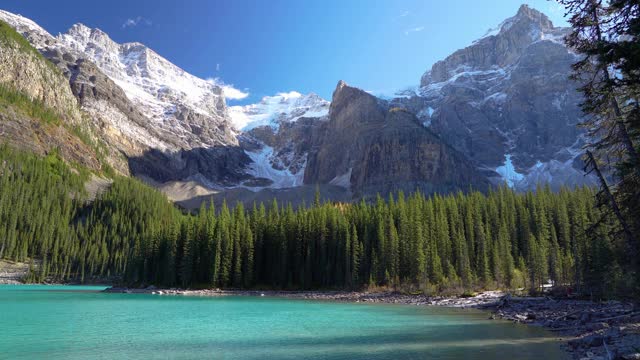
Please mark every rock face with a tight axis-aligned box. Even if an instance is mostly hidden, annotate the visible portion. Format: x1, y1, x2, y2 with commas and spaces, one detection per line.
305, 81, 490, 197
57, 23, 236, 149
392, 4, 593, 190
0, 19, 101, 170
41, 48, 153, 175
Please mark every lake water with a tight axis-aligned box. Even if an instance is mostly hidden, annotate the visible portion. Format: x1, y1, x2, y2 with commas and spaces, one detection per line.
0, 285, 565, 359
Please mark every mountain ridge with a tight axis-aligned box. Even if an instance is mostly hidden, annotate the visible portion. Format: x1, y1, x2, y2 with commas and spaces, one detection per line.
0, 5, 593, 207
391, 4, 593, 191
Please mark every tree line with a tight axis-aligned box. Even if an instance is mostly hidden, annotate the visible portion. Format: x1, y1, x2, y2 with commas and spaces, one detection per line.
1, 145, 632, 297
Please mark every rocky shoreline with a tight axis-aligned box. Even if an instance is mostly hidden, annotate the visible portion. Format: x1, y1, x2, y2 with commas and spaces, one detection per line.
0, 260, 29, 284
104, 287, 640, 359
487, 294, 639, 360
104, 286, 505, 306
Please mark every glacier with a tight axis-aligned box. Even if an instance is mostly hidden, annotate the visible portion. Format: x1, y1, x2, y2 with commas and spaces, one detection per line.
229, 92, 329, 131
495, 154, 525, 188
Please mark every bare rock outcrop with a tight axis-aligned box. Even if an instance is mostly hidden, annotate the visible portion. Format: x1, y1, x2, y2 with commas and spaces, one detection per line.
304, 81, 490, 197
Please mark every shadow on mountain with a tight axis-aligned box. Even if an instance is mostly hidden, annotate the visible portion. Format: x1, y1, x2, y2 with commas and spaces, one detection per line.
176, 184, 352, 210
127, 145, 251, 186
128, 146, 353, 210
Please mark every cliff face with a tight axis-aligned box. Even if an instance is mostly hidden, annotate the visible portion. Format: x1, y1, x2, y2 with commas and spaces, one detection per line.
349, 109, 486, 196
304, 81, 386, 186
393, 4, 592, 190
0, 26, 81, 125
304, 81, 490, 197
42, 48, 152, 175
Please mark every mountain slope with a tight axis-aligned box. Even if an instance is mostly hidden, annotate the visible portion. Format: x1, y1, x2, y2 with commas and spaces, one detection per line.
0, 10, 250, 185
0, 10, 237, 150
0, 19, 102, 171
58, 23, 236, 149
229, 92, 330, 189
392, 4, 592, 190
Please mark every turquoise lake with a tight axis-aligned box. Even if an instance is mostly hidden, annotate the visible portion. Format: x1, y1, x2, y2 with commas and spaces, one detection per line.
0, 285, 565, 359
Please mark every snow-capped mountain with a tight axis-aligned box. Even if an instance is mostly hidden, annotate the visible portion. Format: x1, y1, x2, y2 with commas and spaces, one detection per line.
0, 9, 252, 186
391, 4, 593, 191
0, 10, 236, 151
229, 91, 329, 131
0, 5, 595, 207
57, 23, 237, 148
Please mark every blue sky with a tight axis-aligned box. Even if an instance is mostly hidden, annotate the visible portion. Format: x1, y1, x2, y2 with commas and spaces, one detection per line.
1, 0, 567, 104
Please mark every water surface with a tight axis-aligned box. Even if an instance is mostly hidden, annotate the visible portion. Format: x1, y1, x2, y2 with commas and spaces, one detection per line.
0, 285, 565, 359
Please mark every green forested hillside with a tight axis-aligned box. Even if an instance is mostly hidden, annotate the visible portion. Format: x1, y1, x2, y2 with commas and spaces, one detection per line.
0, 145, 631, 297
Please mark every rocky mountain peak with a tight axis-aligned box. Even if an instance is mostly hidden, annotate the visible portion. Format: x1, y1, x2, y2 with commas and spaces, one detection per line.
329, 81, 381, 121
304, 80, 490, 196
480, 4, 555, 41
499, 3, 556, 39
516, 4, 553, 26
421, 5, 567, 86
63, 23, 120, 54
66, 23, 92, 38
401, 5, 592, 192
0, 9, 251, 188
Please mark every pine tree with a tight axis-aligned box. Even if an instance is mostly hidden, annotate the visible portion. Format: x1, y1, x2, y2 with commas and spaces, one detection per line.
559, 0, 640, 290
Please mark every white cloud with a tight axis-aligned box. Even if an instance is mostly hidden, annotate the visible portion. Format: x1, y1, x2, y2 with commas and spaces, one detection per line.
122, 16, 152, 29
206, 77, 249, 100
222, 85, 249, 100
275, 91, 302, 100
404, 26, 424, 36
394, 11, 409, 20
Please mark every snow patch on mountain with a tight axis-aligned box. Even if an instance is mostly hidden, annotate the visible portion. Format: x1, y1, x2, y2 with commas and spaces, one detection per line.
420, 66, 510, 99
229, 92, 329, 131
56, 23, 244, 113
516, 158, 588, 191
495, 154, 524, 188
372, 86, 420, 100
329, 168, 352, 189
244, 145, 305, 189
0, 10, 55, 48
